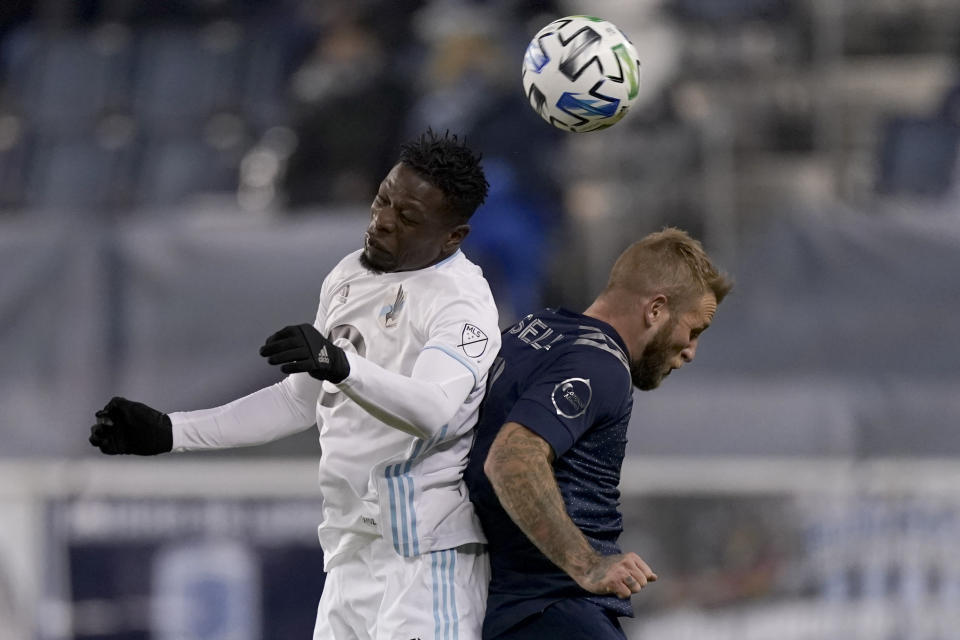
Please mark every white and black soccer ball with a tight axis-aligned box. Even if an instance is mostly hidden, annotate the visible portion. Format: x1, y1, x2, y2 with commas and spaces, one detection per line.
522, 15, 642, 133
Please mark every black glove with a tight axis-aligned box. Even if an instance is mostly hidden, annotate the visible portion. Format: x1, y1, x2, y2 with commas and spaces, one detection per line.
259, 324, 350, 383
89, 396, 173, 455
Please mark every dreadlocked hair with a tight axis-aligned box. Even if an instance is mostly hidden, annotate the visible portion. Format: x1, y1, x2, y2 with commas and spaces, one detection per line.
398, 128, 489, 221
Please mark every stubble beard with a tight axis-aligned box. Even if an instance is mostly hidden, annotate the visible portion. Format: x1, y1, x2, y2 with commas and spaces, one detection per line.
631, 321, 675, 391
359, 248, 387, 274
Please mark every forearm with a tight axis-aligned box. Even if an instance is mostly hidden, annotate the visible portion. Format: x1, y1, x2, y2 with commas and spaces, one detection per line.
170, 374, 320, 451
336, 349, 474, 440
485, 422, 599, 579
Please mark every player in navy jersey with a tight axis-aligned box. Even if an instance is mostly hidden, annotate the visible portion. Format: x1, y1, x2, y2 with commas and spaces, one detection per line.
465, 228, 734, 639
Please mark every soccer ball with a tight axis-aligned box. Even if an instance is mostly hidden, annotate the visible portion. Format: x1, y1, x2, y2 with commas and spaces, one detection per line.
522, 15, 641, 133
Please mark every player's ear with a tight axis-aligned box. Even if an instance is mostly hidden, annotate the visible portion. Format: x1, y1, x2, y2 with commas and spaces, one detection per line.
444, 223, 470, 252
644, 294, 669, 329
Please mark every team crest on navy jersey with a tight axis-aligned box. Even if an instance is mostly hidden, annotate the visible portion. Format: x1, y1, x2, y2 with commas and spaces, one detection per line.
379, 285, 406, 328
459, 323, 489, 357
552, 377, 592, 418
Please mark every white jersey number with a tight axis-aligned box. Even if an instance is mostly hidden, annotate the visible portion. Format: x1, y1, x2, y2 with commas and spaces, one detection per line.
319, 324, 366, 408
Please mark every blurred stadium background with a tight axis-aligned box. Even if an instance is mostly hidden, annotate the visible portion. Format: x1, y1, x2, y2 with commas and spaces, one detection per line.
1, 0, 959, 638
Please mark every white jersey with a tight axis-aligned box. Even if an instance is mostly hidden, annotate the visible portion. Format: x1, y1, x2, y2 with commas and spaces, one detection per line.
313, 248, 499, 564
170, 248, 500, 569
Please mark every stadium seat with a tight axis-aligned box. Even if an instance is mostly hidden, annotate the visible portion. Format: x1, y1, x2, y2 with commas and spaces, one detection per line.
133, 23, 245, 132
876, 116, 960, 197
134, 134, 239, 207
667, 0, 795, 24
0, 114, 30, 211
25, 132, 137, 214
28, 26, 134, 134
241, 29, 296, 131
0, 25, 135, 133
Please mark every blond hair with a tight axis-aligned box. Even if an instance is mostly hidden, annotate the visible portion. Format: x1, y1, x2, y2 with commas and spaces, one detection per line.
604, 227, 733, 310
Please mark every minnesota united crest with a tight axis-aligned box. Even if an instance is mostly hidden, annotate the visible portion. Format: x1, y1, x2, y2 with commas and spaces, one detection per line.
379, 285, 406, 328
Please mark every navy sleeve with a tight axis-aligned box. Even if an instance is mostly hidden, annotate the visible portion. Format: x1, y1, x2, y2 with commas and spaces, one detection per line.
505, 347, 631, 458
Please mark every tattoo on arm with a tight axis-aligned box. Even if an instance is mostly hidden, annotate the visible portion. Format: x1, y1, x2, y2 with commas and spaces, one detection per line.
485, 422, 597, 579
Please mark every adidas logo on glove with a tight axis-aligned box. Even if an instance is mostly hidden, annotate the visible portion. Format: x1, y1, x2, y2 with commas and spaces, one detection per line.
317, 345, 330, 365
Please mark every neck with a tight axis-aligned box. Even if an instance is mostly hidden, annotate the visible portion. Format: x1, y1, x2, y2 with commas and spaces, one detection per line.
583, 298, 636, 359
426, 247, 459, 268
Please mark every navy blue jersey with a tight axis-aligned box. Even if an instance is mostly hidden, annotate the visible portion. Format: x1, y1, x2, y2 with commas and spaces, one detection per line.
464, 308, 634, 638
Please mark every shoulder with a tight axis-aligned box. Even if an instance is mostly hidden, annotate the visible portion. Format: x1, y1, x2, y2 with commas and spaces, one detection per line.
418, 251, 497, 311
321, 249, 362, 284
542, 328, 632, 401
433, 251, 490, 287
328, 249, 365, 280
532, 347, 631, 427
547, 341, 629, 385
508, 312, 630, 376
563, 324, 631, 375
320, 249, 370, 295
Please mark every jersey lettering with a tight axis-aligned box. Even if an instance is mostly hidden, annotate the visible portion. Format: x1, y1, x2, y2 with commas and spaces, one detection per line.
516, 318, 564, 350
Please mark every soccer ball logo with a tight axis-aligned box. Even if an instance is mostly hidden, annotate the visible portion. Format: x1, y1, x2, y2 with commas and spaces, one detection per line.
522, 15, 641, 133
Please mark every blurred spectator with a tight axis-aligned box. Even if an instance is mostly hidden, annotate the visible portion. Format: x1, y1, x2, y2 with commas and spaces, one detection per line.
665, 0, 795, 25
279, 0, 428, 210
876, 78, 960, 200
940, 76, 960, 125
0, 0, 34, 40
281, 5, 416, 209
464, 158, 552, 323
404, 0, 564, 321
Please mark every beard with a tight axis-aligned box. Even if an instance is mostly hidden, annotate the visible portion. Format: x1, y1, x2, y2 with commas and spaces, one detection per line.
631, 321, 675, 391
359, 248, 387, 274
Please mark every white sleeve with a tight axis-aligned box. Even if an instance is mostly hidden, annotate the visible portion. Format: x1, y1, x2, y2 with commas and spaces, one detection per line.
169, 267, 337, 452
170, 372, 322, 451
336, 349, 476, 440
335, 284, 500, 440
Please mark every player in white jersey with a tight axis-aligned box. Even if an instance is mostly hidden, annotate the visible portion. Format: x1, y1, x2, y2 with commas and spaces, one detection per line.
89, 130, 501, 640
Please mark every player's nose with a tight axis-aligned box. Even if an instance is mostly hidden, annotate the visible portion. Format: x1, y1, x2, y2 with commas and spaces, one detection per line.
371, 208, 397, 233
